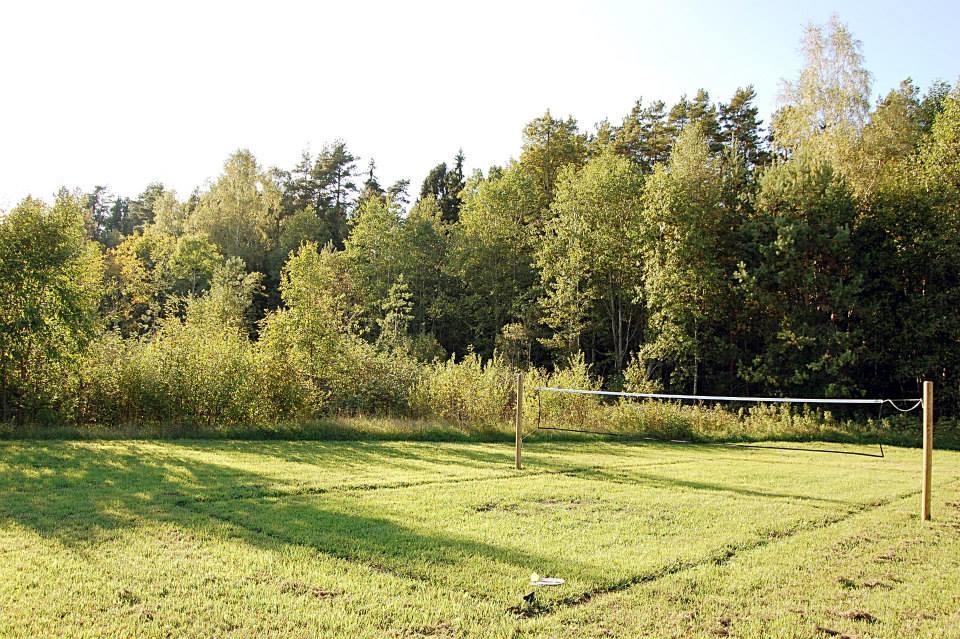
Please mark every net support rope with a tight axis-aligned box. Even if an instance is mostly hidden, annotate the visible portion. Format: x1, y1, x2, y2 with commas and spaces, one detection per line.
533, 386, 923, 408
524, 387, 926, 457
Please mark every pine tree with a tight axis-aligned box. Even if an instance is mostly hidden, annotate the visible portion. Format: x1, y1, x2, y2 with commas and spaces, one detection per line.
418, 150, 466, 223
719, 86, 768, 168
519, 111, 587, 206
615, 99, 674, 173
314, 141, 358, 247
359, 159, 385, 204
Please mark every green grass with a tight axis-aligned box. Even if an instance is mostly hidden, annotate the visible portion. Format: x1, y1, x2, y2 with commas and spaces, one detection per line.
2, 437, 959, 637
6, 407, 960, 451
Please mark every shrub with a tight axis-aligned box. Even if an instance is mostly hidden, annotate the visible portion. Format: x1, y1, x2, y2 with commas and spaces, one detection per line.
322, 338, 422, 416
523, 353, 603, 433
410, 352, 516, 428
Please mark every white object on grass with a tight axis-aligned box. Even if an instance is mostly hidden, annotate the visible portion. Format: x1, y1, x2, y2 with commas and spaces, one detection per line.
529, 573, 565, 586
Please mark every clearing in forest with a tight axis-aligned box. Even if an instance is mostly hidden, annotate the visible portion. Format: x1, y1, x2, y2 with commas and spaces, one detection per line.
1, 439, 959, 638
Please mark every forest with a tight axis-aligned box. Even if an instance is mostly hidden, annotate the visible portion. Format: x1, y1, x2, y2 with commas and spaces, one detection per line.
2, 16, 960, 430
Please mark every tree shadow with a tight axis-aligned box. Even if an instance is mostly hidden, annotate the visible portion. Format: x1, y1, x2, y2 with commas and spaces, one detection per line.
569, 466, 861, 507
0, 439, 595, 545
191, 496, 602, 599
0, 440, 614, 607
0, 441, 288, 544
0, 437, 913, 613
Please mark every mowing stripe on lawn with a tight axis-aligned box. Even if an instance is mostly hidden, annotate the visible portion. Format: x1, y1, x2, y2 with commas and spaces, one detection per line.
518, 481, 960, 638
183, 480, 921, 619
517, 480, 959, 618
184, 471, 884, 613
181, 457, 701, 504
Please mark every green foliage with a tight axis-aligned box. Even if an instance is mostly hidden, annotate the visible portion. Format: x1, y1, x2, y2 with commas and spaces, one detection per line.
668, 89, 723, 152
773, 14, 872, 158
0, 193, 103, 422
410, 353, 516, 428
641, 124, 731, 393
5, 19, 960, 428
323, 338, 421, 415
260, 242, 419, 416
76, 320, 269, 427
188, 150, 282, 271
279, 143, 358, 248
845, 79, 928, 197
190, 257, 264, 333
418, 150, 466, 222
102, 227, 174, 333
345, 195, 451, 341
168, 233, 224, 296
719, 86, 768, 168
853, 88, 960, 408
520, 111, 588, 205
103, 228, 224, 334
343, 196, 406, 324
400, 198, 452, 337
523, 352, 601, 430
79, 264, 280, 427
269, 206, 332, 279
614, 98, 674, 172
152, 189, 190, 236
377, 275, 414, 350
622, 352, 662, 393
919, 87, 960, 193
738, 151, 861, 395
452, 164, 541, 354
537, 150, 646, 370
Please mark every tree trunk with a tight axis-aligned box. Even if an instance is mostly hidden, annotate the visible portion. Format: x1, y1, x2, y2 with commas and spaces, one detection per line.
693, 322, 700, 396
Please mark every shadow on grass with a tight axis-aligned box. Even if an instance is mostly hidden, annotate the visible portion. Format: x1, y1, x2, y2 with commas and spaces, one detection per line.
0, 435, 911, 546
0, 440, 606, 597
192, 497, 597, 590
0, 439, 578, 544
570, 466, 861, 508
0, 437, 938, 589
5, 413, 959, 451
2, 436, 942, 613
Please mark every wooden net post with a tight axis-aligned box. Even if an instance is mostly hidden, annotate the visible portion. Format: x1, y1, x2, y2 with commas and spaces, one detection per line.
921, 380, 934, 521
515, 373, 523, 470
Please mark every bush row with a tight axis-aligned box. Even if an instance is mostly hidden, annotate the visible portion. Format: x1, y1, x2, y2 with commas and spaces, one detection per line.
64, 328, 940, 449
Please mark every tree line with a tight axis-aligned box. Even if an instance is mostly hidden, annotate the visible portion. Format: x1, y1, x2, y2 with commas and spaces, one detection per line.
2, 16, 960, 426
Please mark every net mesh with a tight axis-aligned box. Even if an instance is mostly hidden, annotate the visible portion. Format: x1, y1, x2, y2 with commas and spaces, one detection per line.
523, 387, 925, 458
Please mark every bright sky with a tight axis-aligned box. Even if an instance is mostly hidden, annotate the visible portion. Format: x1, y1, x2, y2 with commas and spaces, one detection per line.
1, 0, 957, 212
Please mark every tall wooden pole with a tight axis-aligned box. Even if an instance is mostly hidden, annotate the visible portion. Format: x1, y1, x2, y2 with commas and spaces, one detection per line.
921, 380, 934, 521
515, 373, 523, 470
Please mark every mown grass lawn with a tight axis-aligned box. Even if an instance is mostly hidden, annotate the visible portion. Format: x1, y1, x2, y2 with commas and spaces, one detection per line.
1, 438, 958, 638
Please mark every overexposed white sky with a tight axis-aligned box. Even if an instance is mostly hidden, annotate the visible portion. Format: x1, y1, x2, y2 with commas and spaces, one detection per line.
1, 0, 957, 211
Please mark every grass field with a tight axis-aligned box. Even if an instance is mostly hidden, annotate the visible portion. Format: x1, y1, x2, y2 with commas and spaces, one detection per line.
2, 438, 959, 638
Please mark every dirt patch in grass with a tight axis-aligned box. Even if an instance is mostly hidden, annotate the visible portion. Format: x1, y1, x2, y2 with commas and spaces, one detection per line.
875, 549, 899, 562
473, 501, 518, 513
836, 576, 857, 589
815, 625, 860, 639
535, 497, 590, 509
710, 616, 732, 636
861, 579, 891, 589
279, 580, 339, 598
837, 576, 892, 590
838, 610, 877, 623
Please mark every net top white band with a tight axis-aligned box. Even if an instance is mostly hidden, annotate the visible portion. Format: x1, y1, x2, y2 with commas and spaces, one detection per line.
533, 386, 922, 406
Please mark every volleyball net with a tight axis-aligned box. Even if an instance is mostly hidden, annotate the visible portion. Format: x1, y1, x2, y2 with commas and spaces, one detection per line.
511, 375, 935, 520
516, 382, 925, 459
